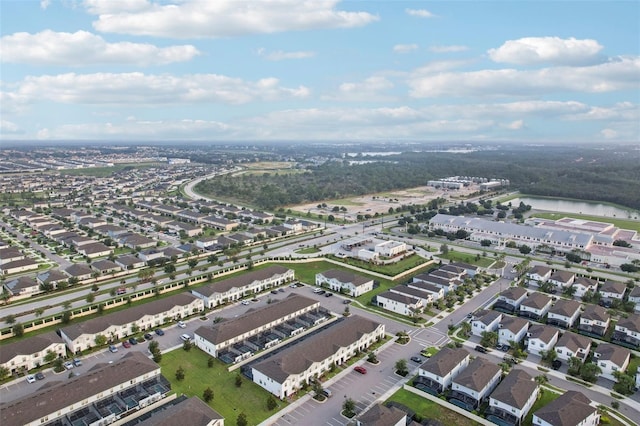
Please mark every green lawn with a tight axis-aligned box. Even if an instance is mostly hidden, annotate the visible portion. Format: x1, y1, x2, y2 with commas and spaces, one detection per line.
386, 388, 481, 426
522, 390, 560, 426
160, 349, 286, 425
438, 251, 495, 268
627, 356, 640, 375
530, 212, 640, 233
328, 253, 434, 277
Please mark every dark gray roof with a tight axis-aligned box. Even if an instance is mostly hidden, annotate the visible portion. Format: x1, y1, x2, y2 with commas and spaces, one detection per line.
580, 305, 610, 322
490, 369, 537, 409
252, 315, 382, 383
527, 324, 559, 344
475, 310, 502, 326
0, 331, 64, 364
500, 286, 527, 301
555, 332, 592, 353
377, 290, 420, 306
549, 299, 581, 317
595, 343, 630, 367
550, 270, 575, 283
358, 404, 406, 426
136, 397, 224, 426
195, 265, 292, 297
533, 391, 596, 426
36, 269, 67, 284
195, 294, 318, 344
521, 292, 552, 309
500, 316, 529, 333
319, 269, 372, 286
64, 263, 93, 277
419, 347, 470, 377
616, 313, 640, 332
453, 357, 501, 392
574, 276, 597, 288
528, 265, 552, 276
601, 280, 626, 295
0, 352, 158, 426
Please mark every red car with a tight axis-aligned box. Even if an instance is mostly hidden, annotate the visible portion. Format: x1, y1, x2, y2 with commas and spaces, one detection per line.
122, 341, 132, 349
354, 366, 367, 374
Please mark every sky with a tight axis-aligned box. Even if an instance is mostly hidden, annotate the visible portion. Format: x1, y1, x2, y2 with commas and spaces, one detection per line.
1, 0, 639, 143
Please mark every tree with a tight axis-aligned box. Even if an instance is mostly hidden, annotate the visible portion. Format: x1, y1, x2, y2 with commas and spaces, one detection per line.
12, 322, 24, 337
342, 397, 356, 417
367, 352, 378, 363
519, 244, 532, 254
44, 350, 57, 363
343, 305, 350, 316
311, 379, 323, 397
534, 374, 549, 386
395, 359, 408, 376
579, 363, 601, 383
175, 366, 185, 381
237, 412, 248, 426
149, 340, 159, 354
94, 334, 107, 346
266, 394, 278, 410
4, 314, 16, 325
164, 264, 176, 274
61, 310, 72, 324
183, 340, 192, 352
480, 239, 492, 247
540, 349, 557, 367
613, 372, 636, 395
235, 373, 243, 387
440, 244, 449, 255
203, 387, 214, 402
480, 331, 498, 348
460, 321, 472, 337
0, 366, 9, 379
86, 293, 95, 303
568, 357, 582, 376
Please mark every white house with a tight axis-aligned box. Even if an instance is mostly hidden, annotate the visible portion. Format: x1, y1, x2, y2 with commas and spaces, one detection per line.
526, 265, 552, 286
548, 270, 575, 290
613, 313, 640, 349
251, 316, 384, 399
554, 332, 592, 363
374, 240, 407, 257
547, 299, 582, 329
599, 280, 626, 302
375, 291, 423, 316
488, 369, 539, 425
416, 347, 471, 394
578, 305, 611, 337
450, 357, 502, 409
526, 324, 559, 356
573, 276, 598, 299
406, 280, 444, 300
494, 286, 528, 313
315, 269, 374, 297
0, 332, 66, 375
520, 292, 553, 321
498, 316, 530, 346
593, 343, 630, 381
532, 391, 599, 426
389, 285, 434, 306
628, 286, 640, 312
471, 310, 503, 337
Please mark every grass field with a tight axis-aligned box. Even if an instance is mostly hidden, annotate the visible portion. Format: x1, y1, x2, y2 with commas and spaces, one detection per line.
160, 349, 286, 425
530, 212, 640, 233
386, 388, 481, 425
241, 161, 295, 170
437, 251, 495, 268
522, 390, 560, 426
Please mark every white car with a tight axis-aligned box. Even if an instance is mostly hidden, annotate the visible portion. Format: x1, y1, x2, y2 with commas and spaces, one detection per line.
26, 375, 36, 384
177, 321, 186, 329
180, 334, 191, 342
63, 361, 74, 370
241, 300, 250, 305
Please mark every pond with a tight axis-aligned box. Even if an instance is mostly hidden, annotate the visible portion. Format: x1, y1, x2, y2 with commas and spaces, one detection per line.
508, 196, 639, 219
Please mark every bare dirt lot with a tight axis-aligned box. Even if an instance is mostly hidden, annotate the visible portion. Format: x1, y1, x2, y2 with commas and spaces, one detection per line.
290, 185, 478, 222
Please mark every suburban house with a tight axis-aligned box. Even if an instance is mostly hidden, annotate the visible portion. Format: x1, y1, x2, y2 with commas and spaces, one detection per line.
0, 247, 25, 264
77, 242, 113, 258
525, 324, 560, 356
412, 273, 458, 294
64, 263, 94, 281
115, 255, 146, 270
191, 265, 295, 308
519, 292, 553, 321
526, 265, 553, 286
612, 313, 640, 349
356, 404, 406, 426
578, 305, 611, 337
91, 259, 121, 275
498, 316, 530, 346
449, 357, 502, 410
532, 391, 599, 426
389, 285, 435, 306
375, 291, 423, 316
547, 299, 582, 329
135, 396, 224, 426
0, 331, 66, 375
406, 280, 444, 300
36, 269, 68, 290
593, 343, 631, 381
374, 240, 407, 258
0, 258, 39, 276
494, 286, 528, 314
487, 369, 539, 426
572, 276, 598, 299
251, 316, 384, 399
0, 352, 172, 426
3, 276, 41, 297
315, 269, 374, 297
59, 293, 204, 353
554, 332, 592, 363
194, 294, 321, 360
599, 280, 626, 303
548, 270, 576, 291
628, 286, 640, 312
471, 310, 503, 337
415, 347, 471, 395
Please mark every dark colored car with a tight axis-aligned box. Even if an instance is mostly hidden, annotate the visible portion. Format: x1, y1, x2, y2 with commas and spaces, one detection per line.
343, 299, 352, 304
128, 337, 138, 345
155, 328, 165, 336
474, 345, 488, 353
552, 360, 562, 370
410, 356, 423, 363
35, 372, 45, 380
354, 366, 367, 374
324, 292, 333, 297
73, 358, 82, 367
143, 333, 154, 341
271, 290, 279, 294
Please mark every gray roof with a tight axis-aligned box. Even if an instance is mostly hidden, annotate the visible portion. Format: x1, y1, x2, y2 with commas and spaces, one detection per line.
453, 357, 501, 392
574, 276, 598, 288
528, 265, 552, 277
136, 397, 224, 426
500, 316, 529, 333
500, 286, 528, 301
4, 276, 38, 292
60, 293, 200, 339
616, 313, 640, 332
580, 305, 610, 322
419, 347, 470, 377
595, 343, 630, 367
490, 369, 537, 409
0, 331, 64, 364
0, 352, 158, 426
319, 269, 372, 287
600, 280, 626, 295
64, 263, 93, 277
358, 404, 406, 426
550, 270, 575, 283
195, 294, 318, 345
521, 292, 552, 309
36, 269, 67, 284
527, 324, 559, 344
549, 299, 581, 317
377, 290, 420, 306
533, 391, 596, 426
475, 310, 502, 326
195, 265, 292, 297
252, 315, 381, 383
555, 332, 592, 354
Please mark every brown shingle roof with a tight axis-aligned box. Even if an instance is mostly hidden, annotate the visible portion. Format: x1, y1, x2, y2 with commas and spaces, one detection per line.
500, 286, 527, 301
490, 369, 537, 409
616, 313, 640, 332
549, 299, 581, 317
419, 347, 470, 377
358, 404, 406, 426
500, 316, 529, 333
600, 280, 626, 295
136, 397, 224, 426
580, 305, 609, 322
521, 292, 552, 309
527, 324, 559, 344
533, 391, 596, 426
596, 343, 630, 368
453, 357, 501, 392
195, 265, 292, 297
555, 332, 591, 354
0, 331, 63, 364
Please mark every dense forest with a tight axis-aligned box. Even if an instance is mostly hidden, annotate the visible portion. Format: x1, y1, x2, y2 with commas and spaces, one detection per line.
194, 145, 640, 211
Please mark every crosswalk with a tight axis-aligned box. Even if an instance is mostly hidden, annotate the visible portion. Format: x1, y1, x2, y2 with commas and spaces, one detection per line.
408, 327, 450, 348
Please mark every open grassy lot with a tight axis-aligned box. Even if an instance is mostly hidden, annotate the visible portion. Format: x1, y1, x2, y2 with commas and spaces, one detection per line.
242, 161, 295, 170
160, 349, 286, 425
530, 212, 640, 233
386, 388, 481, 426
330, 253, 433, 277
437, 251, 495, 268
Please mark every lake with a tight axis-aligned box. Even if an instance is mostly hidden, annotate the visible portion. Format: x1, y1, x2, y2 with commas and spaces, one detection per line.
508, 196, 640, 219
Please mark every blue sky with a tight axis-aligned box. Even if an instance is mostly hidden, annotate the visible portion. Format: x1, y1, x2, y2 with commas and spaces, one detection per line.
1, 0, 638, 143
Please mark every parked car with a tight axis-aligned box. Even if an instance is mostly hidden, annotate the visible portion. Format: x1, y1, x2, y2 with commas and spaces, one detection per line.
241, 300, 250, 305
410, 356, 423, 363
278, 288, 285, 292
354, 366, 367, 374
495, 343, 504, 351
128, 337, 138, 345
180, 334, 191, 342
177, 321, 187, 328
63, 361, 74, 370
35, 372, 45, 380
271, 290, 279, 294
500, 345, 510, 352
552, 360, 562, 370
474, 345, 488, 353
318, 290, 326, 295
324, 292, 333, 297
73, 358, 82, 367
26, 375, 36, 384
109, 344, 118, 353
322, 388, 332, 398
343, 299, 352, 304
143, 333, 154, 341
122, 341, 132, 349
154, 328, 165, 336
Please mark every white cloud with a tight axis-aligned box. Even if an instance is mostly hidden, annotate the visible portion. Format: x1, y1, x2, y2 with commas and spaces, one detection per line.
0, 30, 200, 66
600, 128, 618, 139
428, 45, 468, 53
504, 119, 524, 130
488, 36, 604, 65
408, 56, 640, 98
40, 0, 51, 10
322, 76, 395, 102
0, 120, 22, 134
88, 0, 378, 38
257, 48, 316, 61
8, 72, 310, 106
393, 44, 418, 54
405, 8, 437, 18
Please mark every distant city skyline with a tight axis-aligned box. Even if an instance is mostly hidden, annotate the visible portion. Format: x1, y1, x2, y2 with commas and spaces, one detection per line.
1, 0, 639, 143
